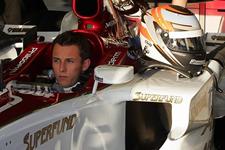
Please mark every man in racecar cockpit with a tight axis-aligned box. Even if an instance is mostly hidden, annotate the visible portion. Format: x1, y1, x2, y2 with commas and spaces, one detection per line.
51, 31, 91, 93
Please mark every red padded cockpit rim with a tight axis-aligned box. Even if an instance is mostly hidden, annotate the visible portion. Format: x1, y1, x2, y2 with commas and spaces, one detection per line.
72, 0, 103, 20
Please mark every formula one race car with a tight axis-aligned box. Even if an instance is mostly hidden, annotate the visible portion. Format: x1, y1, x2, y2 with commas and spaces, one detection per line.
1, 0, 225, 150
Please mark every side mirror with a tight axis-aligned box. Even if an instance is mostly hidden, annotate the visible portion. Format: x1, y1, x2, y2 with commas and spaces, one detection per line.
92, 65, 134, 94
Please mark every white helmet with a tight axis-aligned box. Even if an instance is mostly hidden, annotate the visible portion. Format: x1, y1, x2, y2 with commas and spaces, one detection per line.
139, 5, 206, 77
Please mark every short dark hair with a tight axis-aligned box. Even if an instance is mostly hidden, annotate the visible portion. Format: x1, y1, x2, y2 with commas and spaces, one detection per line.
52, 31, 91, 61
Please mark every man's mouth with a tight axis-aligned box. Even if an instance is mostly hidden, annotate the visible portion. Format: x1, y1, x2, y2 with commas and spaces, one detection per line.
58, 76, 68, 80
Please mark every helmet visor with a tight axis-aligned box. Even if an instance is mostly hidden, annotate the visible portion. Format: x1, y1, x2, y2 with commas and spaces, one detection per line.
155, 23, 205, 52
164, 37, 205, 52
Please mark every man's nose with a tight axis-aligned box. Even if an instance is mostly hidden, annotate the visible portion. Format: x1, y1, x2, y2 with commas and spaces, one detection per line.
59, 61, 66, 72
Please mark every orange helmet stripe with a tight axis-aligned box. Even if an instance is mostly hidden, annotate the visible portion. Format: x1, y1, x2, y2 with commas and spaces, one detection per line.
165, 5, 192, 15
140, 24, 152, 41
152, 6, 174, 32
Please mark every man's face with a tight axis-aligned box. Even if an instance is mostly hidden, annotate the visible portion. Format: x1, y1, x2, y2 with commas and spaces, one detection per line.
52, 44, 83, 88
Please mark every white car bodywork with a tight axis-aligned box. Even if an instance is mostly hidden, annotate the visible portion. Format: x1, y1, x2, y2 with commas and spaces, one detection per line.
0, 60, 223, 150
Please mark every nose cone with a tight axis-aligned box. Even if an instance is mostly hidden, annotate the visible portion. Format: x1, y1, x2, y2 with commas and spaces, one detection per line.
72, 0, 103, 19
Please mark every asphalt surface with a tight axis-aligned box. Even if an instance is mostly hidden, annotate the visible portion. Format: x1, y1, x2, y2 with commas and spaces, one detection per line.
214, 116, 225, 150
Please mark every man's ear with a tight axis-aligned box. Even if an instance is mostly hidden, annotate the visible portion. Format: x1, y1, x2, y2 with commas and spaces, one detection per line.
82, 58, 91, 72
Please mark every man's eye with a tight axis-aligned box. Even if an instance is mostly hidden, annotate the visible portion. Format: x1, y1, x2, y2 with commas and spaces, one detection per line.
67, 59, 75, 63
53, 59, 60, 63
